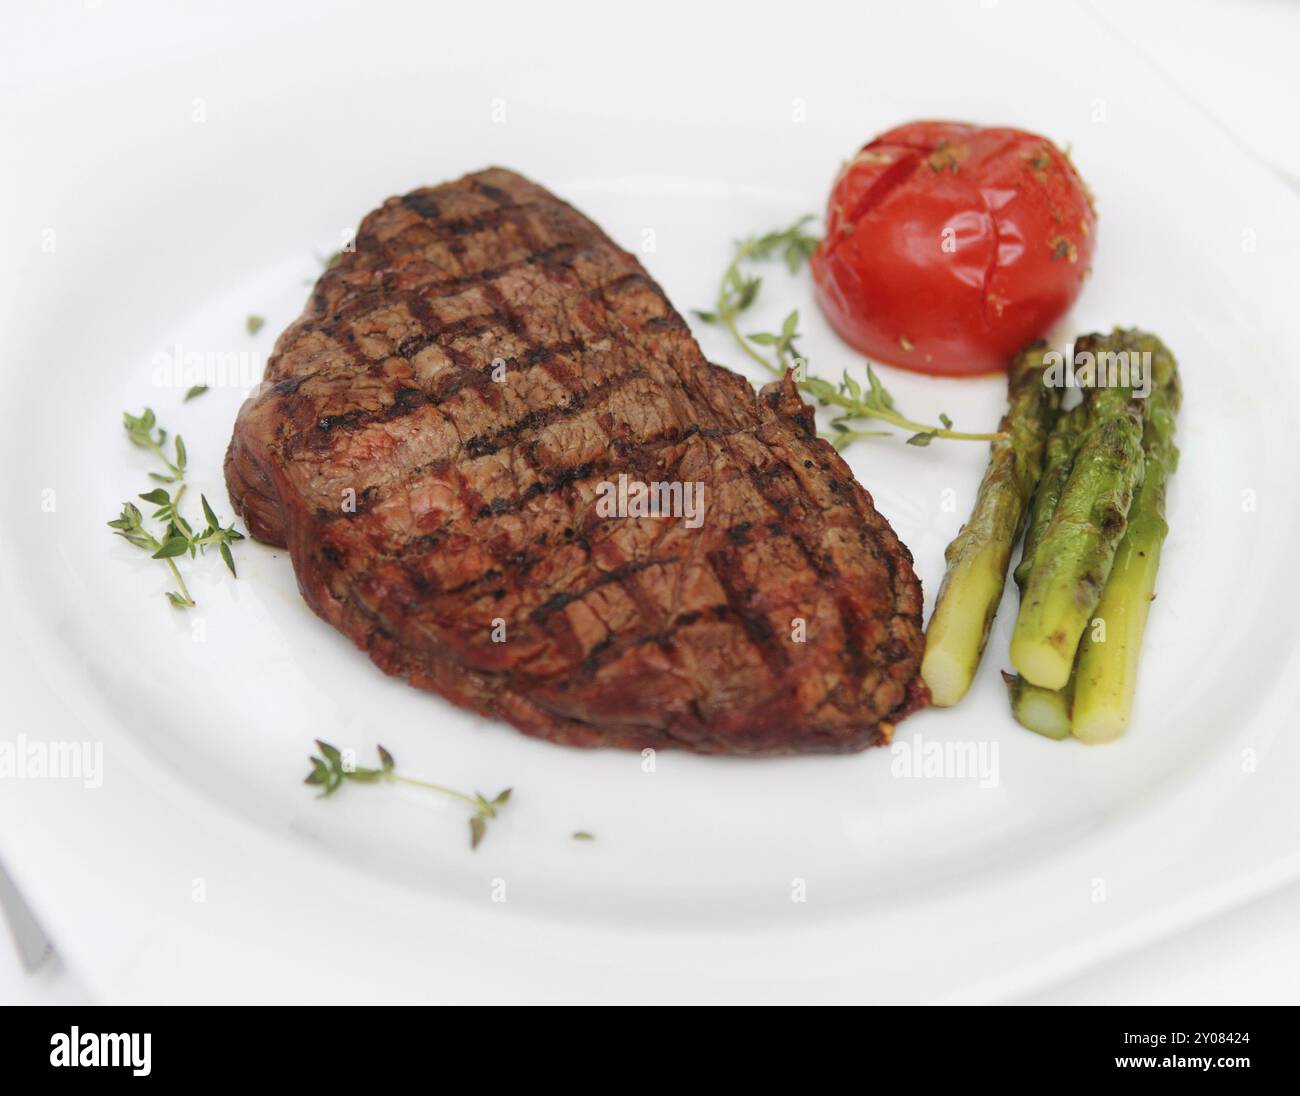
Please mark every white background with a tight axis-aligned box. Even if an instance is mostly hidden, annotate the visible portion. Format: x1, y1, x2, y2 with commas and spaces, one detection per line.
2, 0, 1298, 1004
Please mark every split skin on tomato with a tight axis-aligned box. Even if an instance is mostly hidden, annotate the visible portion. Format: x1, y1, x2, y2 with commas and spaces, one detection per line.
811, 121, 1097, 376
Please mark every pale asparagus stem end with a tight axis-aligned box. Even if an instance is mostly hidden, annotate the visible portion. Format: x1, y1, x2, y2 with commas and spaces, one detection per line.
922, 545, 1006, 707
1072, 706, 1128, 745
1001, 672, 1072, 740
1072, 483, 1169, 743
1008, 630, 1077, 692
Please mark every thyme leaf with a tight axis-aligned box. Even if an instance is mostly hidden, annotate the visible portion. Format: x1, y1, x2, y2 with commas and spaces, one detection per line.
123, 408, 186, 482
305, 741, 512, 851
107, 499, 195, 608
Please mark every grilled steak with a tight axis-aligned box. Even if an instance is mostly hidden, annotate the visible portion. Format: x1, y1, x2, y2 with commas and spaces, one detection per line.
226, 168, 927, 754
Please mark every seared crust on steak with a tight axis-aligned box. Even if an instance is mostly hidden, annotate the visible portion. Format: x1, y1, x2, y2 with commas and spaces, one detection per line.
225, 168, 927, 754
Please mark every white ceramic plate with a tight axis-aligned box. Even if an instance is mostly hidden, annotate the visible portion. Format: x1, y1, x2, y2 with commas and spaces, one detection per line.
3, 0, 1299, 1003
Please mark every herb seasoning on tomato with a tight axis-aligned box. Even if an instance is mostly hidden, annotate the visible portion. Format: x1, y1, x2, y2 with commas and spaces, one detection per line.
810, 121, 1097, 376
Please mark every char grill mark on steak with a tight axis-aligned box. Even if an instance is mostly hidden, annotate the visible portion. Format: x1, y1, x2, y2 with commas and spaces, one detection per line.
225, 167, 927, 754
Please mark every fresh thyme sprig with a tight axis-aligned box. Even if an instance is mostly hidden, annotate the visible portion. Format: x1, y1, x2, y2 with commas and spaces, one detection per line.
193, 494, 244, 577
109, 408, 244, 606
694, 219, 1005, 449
108, 499, 196, 608
109, 489, 243, 605
123, 408, 187, 482
305, 741, 512, 850
137, 485, 192, 541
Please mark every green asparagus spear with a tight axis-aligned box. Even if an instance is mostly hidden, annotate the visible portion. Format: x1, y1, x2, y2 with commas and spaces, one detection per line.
1072, 334, 1181, 742
922, 343, 1060, 707
1001, 671, 1073, 740
1009, 333, 1147, 690
1004, 411, 1082, 737
1002, 406, 1086, 731
1013, 403, 1086, 590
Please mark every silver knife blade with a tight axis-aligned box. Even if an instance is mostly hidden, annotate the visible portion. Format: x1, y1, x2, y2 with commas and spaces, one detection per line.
0, 857, 53, 972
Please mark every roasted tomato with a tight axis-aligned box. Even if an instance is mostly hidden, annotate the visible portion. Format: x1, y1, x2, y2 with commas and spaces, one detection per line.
810, 121, 1096, 376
